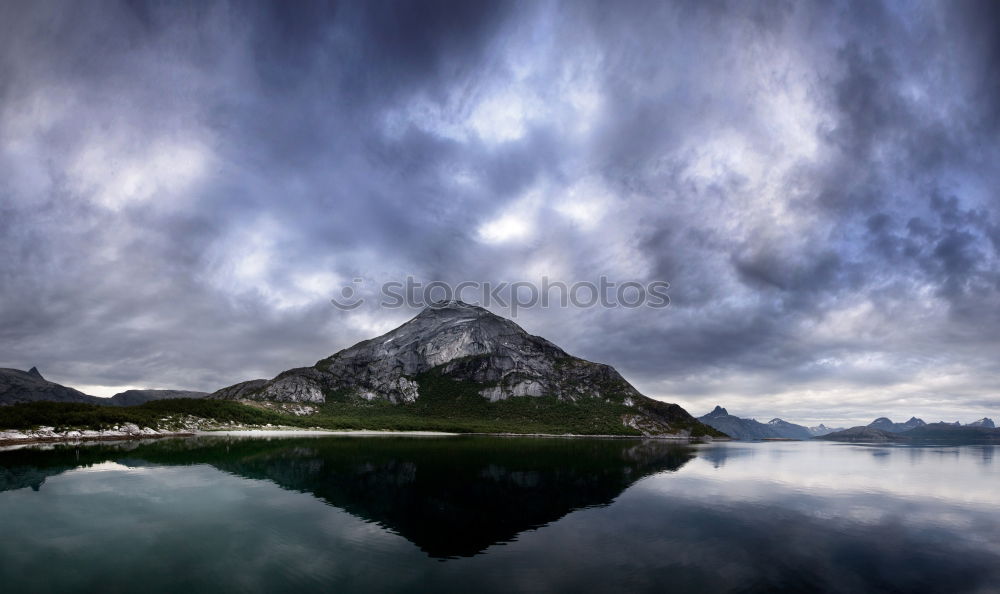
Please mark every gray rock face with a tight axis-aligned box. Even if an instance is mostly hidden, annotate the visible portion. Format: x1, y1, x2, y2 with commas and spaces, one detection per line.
104, 389, 209, 407
260, 376, 325, 403
320, 301, 580, 404
210, 301, 716, 437
0, 368, 102, 406
210, 379, 269, 400
217, 301, 637, 405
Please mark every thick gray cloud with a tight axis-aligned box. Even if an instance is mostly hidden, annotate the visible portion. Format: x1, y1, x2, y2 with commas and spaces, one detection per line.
1, 0, 998, 425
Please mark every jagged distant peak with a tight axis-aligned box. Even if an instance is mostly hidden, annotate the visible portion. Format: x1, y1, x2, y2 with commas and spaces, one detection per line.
698, 407, 811, 440
869, 416, 930, 433
0, 367, 100, 406
967, 418, 995, 428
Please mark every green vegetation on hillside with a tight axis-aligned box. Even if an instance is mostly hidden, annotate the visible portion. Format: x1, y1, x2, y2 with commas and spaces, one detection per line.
0, 399, 300, 432
311, 370, 644, 435
1, 373, 719, 437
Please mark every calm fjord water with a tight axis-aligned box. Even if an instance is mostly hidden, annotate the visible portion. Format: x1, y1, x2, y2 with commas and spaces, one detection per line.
0, 436, 997, 594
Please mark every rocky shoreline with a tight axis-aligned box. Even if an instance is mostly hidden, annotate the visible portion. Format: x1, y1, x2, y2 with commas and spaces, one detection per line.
0, 423, 196, 447
0, 425, 729, 447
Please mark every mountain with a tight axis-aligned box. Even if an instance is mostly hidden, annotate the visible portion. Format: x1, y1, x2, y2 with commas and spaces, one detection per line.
0, 367, 102, 406
815, 426, 907, 442
808, 424, 845, 437
105, 389, 208, 407
211, 379, 268, 400
966, 418, 995, 429
868, 417, 926, 433
0, 367, 207, 407
210, 301, 724, 438
697, 406, 780, 440
900, 422, 1000, 443
766, 418, 813, 440
819, 422, 1000, 443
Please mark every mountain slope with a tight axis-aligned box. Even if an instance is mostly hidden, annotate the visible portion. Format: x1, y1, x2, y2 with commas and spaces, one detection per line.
698, 407, 778, 440
821, 422, 1000, 443
696, 406, 811, 440
105, 389, 209, 407
868, 417, 926, 433
0, 367, 102, 406
0, 367, 208, 408
808, 424, 845, 437
211, 301, 724, 438
815, 426, 906, 442
900, 422, 1000, 442
766, 418, 813, 440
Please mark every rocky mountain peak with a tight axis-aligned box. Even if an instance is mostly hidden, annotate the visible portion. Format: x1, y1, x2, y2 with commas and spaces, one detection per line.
0, 367, 100, 406
208, 303, 722, 438
698, 408, 811, 440
284, 302, 574, 403
418, 299, 489, 316
968, 417, 995, 428
869, 416, 928, 433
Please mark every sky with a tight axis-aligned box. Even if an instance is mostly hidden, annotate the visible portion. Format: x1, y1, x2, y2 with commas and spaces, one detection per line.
2, 0, 999, 426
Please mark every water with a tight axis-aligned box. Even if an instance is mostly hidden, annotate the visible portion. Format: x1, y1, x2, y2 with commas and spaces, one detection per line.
0, 436, 997, 593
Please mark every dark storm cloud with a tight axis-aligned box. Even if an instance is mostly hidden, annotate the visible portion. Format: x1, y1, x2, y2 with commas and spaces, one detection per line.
0, 0, 998, 424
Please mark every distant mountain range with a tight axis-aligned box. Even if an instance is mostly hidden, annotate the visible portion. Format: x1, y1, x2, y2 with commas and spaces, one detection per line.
819, 417, 999, 443
966, 417, 996, 428
698, 406, 814, 440
697, 408, 997, 443
868, 416, 926, 433
0, 367, 206, 407
2, 346, 994, 442
104, 389, 209, 406
807, 424, 845, 437
814, 426, 908, 442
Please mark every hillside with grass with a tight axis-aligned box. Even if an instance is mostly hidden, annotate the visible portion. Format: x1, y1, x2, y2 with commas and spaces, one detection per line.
0, 371, 721, 437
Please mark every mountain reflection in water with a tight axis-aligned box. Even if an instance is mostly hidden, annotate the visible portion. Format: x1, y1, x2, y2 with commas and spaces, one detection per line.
0, 435, 694, 558
2, 437, 999, 593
